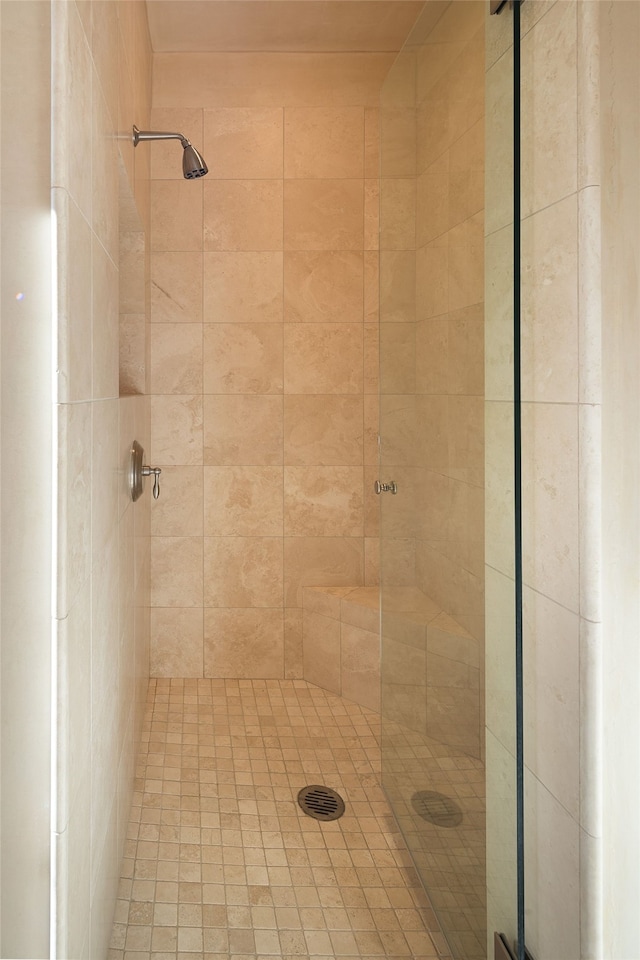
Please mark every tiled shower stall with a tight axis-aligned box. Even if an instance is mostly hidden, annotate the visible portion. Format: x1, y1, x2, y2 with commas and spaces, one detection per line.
3, 2, 640, 960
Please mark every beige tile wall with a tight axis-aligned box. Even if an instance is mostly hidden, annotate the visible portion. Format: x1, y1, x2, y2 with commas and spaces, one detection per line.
379, 0, 485, 759
52, 2, 153, 957
150, 54, 392, 679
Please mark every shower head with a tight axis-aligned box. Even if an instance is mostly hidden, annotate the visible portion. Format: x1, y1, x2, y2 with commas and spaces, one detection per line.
182, 142, 208, 180
132, 125, 208, 179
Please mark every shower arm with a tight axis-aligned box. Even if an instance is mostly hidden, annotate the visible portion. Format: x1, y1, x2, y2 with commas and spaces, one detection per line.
132, 125, 190, 148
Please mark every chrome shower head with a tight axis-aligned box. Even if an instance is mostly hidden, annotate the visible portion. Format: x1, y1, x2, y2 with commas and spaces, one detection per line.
182, 142, 208, 180
132, 125, 208, 179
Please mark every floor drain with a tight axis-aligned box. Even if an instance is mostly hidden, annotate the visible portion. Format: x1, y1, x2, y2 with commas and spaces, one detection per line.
298, 785, 345, 821
411, 790, 463, 827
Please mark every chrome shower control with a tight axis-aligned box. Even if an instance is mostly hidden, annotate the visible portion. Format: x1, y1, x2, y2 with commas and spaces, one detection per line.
374, 480, 398, 495
129, 440, 162, 501
142, 465, 162, 499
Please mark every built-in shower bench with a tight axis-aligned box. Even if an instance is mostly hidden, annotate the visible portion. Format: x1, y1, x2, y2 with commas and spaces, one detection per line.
302, 584, 481, 750
302, 586, 381, 712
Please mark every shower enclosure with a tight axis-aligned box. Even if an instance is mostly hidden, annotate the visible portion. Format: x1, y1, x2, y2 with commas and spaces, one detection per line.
378, 3, 520, 959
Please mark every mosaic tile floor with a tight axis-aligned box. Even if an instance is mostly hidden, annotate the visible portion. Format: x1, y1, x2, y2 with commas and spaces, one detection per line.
109, 678, 450, 960
381, 723, 485, 960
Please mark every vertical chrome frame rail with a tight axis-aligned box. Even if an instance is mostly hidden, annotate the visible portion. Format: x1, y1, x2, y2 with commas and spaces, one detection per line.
512, 5, 525, 960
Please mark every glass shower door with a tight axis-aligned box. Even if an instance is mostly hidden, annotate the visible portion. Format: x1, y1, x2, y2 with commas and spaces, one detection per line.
379, 2, 521, 958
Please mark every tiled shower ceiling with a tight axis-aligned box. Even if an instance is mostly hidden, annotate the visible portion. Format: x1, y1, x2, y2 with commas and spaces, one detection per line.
145, 0, 425, 52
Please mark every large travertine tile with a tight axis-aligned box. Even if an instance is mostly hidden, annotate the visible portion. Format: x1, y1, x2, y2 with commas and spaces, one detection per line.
415, 79, 448, 174
341, 622, 380, 712
382, 633, 425, 694
203, 395, 283, 465
364, 394, 379, 466
119, 313, 145, 397
91, 0, 119, 126
448, 212, 484, 312
204, 466, 283, 536
284, 466, 364, 537
148, 107, 204, 180
382, 678, 427, 735
284, 537, 363, 606
364, 250, 380, 322
364, 107, 380, 178
364, 323, 379, 395
204, 609, 284, 678
485, 47, 514, 238
150, 607, 204, 677
578, 187, 602, 406
303, 585, 352, 619
150, 466, 203, 538
151, 252, 203, 324
381, 46, 416, 110
364, 465, 380, 537
57, 403, 92, 618
447, 303, 484, 396
447, 394, 484, 485
341, 586, 379, 632
92, 236, 118, 401
284, 608, 303, 679
54, 4, 93, 218
284, 107, 364, 179
579, 403, 601, 624
523, 587, 580, 821
284, 395, 363, 466
150, 323, 203, 395
484, 224, 513, 403
380, 250, 416, 323
302, 610, 341, 695
55, 191, 92, 403
522, 402, 579, 613
151, 180, 203, 252
521, 195, 579, 403
204, 107, 283, 179
484, 402, 515, 581
284, 251, 363, 323
524, 771, 580, 960
415, 239, 448, 320
380, 106, 416, 179
521, 0, 577, 218
415, 317, 448, 396
449, 117, 484, 227
284, 180, 363, 250
150, 536, 203, 607
364, 178, 380, 251
118, 228, 145, 317
151, 395, 203, 466
118, 39, 136, 190
203, 323, 283, 394
204, 538, 283, 607
380, 323, 416, 395
380, 393, 419, 468
153, 52, 393, 109
416, 152, 449, 247
92, 80, 119, 261
379, 178, 415, 250
204, 180, 283, 251
204, 252, 283, 323
91, 400, 119, 564
284, 324, 363, 394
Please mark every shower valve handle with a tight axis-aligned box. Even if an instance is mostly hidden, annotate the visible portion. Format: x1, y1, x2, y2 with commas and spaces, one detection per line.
142, 465, 162, 499
374, 480, 397, 495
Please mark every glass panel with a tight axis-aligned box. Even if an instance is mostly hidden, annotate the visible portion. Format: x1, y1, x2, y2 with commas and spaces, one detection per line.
485, 5, 519, 956
379, 2, 520, 958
